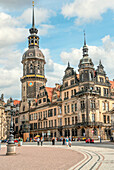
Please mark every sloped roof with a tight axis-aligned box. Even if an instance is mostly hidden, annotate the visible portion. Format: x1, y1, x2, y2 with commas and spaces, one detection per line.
46, 87, 54, 102
13, 100, 20, 106
110, 81, 114, 89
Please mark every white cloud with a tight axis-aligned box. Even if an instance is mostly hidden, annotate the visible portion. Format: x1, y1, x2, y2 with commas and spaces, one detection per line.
19, 7, 55, 26
62, 0, 114, 24
41, 48, 66, 87
60, 35, 114, 79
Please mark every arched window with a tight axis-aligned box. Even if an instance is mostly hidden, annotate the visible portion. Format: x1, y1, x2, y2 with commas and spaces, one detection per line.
81, 73, 84, 82
30, 64, 33, 73
38, 65, 40, 73
90, 72, 93, 81
31, 40, 33, 44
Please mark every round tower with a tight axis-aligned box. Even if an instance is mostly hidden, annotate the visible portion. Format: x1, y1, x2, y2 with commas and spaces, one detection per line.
78, 32, 95, 91
21, 1, 47, 102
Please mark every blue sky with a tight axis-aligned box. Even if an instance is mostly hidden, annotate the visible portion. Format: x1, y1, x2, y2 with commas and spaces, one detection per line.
0, 0, 114, 100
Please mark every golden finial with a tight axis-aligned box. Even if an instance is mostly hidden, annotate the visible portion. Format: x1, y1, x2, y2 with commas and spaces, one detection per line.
32, 1, 34, 7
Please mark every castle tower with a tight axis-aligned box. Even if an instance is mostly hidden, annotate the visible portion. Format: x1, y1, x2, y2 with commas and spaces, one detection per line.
78, 32, 95, 91
21, 1, 47, 103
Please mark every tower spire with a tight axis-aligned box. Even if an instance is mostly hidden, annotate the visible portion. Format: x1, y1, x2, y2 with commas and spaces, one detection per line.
84, 30, 86, 46
32, 1, 35, 28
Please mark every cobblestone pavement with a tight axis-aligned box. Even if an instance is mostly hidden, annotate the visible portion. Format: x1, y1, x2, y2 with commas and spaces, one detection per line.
0, 145, 114, 170
0, 146, 84, 170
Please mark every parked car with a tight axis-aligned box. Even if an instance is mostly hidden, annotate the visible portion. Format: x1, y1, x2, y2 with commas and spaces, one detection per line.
1, 139, 7, 143
86, 138, 94, 143
14, 139, 19, 143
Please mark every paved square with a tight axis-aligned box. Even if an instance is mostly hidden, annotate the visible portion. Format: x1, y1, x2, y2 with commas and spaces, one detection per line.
0, 146, 84, 170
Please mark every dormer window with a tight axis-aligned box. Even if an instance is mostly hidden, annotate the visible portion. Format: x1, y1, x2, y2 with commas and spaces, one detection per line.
100, 77, 103, 82
65, 82, 68, 87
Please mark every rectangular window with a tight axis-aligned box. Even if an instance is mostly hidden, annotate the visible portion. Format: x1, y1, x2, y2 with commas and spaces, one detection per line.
71, 80, 74, 85
15, 118, 18, 124
106, 103, 109, 111
48, 109, 53, 117
30, 124, 33, 130
100, 77, 103, 82
39, 99, 41, 104
104, 88, 108, 97
103, 115, 106, 123
60, 118, 62, 126
81, 101, 85, 110
43, 98, 46, 102
92, 114, 95, 122
67, 105, 70, 113
59, 106, 62, 114
43, 122, 45, 128
38, 122, 40, 129
102, 102, 105, 110
49, 120, 51, 127
72, 117, 74, 125
107, 116, 110, 123
34, 113, 37, 120
74, 89, 76, 95
65, 82, 68, 87
54, 120, 56, 127
64, 92, 66, 99
75, 116, 77, 124
54, 108, 56, 116
65, 118, 67, 125
51, 120, 53, 127
91, 100, 95, 109
71, 104, 74, 112
67, 91, 69, 99
34, 123, 37, 129
46, 121, 47, 128
82, 114, 85, 122
71, 90, 73, 97
68, 117, 70, 125
75, 103, 77, 111
64, 106, 67, 114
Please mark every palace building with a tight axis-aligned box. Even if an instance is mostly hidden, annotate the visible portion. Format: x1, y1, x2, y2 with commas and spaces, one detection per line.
11, 2, 114, 141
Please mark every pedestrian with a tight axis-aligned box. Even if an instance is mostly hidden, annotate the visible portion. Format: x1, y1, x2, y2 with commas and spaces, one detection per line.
41, 137, 43, 146
69, 136, 72, 147
0, 139, 1, 150
63, 137, 65, 145
37, 137, 40, 146
66, 136, 69, 146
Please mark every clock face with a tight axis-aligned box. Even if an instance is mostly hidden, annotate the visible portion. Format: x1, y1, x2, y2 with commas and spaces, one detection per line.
28, 82, 34, 87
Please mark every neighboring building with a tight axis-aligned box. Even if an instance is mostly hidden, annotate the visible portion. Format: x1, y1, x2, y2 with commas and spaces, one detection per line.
0, 94, 7, 140
12, 3, 114, 140
4, 98, 20, 139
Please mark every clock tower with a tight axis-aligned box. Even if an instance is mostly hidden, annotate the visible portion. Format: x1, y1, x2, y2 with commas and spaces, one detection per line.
20, 1, 47, 104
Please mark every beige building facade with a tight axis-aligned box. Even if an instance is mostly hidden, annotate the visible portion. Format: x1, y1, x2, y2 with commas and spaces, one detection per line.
0, 95, 7, 140
12, 4, 114, 141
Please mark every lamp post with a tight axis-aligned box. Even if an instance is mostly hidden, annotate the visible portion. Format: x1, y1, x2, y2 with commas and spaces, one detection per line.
6, 110, 16, 155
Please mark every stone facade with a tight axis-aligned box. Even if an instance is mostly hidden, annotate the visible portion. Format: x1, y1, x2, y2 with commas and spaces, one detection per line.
0, 94, 7, 140
11, 4, 114, 141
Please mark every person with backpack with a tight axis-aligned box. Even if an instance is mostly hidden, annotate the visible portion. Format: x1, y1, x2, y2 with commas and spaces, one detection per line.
69, 136, 72, 147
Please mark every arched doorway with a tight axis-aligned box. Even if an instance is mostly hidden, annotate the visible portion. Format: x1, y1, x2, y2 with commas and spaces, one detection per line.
82, 128, 85, 136
75, 128, 77, 136
72, 129, 74, 136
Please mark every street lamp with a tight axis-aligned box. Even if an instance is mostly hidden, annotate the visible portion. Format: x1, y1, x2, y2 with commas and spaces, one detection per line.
6, 110, 16, 155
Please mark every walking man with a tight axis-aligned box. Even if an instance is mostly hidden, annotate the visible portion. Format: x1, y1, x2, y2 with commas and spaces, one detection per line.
37, 137, 40, 146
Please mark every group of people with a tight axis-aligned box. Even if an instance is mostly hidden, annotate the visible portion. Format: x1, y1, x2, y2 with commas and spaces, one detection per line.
63, 136, 72, 147
37, 137, 43, 146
